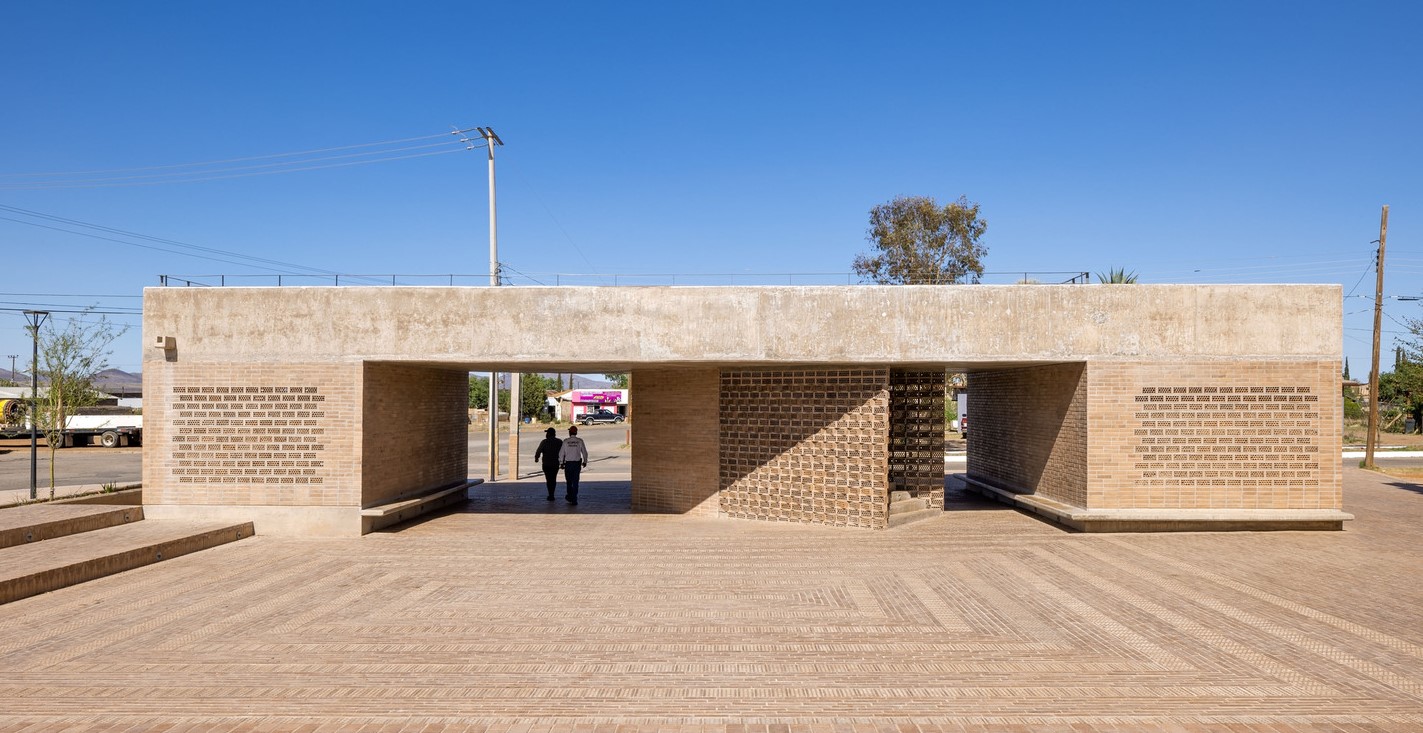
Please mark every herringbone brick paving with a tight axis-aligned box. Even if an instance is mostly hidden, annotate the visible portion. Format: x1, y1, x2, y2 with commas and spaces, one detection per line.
1, 466, 1421, 731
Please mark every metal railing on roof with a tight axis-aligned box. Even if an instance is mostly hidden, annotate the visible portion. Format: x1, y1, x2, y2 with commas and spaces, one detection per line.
158, 271, 1093, 287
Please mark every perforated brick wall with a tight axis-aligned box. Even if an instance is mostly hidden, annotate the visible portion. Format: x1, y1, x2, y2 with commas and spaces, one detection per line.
1088, 361, 1342, 510
142, 363, 361, 508
630, 368, 721, 516
888, 369, 946, 509
720, 368, 889, 530
967, 363, 1088, 507
361, 363, 468, 508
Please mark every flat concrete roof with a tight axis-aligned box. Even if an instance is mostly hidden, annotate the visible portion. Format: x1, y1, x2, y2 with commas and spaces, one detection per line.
143, 284, 1341, 370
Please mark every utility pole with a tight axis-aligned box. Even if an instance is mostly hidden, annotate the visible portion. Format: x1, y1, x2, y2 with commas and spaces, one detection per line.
509, 370, 521, 478
457, 125, 506, 481
22, 311, 49, 500
6, 355, 15, 380
1365, 205, 1389, 470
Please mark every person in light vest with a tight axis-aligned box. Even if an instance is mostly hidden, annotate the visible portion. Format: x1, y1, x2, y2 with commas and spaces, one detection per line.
533, 427, 563, 501
558, 425, 589, 505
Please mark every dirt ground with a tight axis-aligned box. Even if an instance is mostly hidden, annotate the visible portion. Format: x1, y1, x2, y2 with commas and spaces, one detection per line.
1341, 419, 1423, 447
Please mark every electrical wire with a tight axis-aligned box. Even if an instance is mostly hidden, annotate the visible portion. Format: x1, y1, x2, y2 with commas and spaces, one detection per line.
0, 148, 465, 190
0, 216, 312, 273
0, 292, 142, 299
1344, 258, 1375, 299
0, 132, 454, 178
0, 204, 390, 284
0, 141, 457, 187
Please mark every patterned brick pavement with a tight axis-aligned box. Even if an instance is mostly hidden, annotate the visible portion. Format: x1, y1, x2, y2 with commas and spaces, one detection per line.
1, 465, 1422, 731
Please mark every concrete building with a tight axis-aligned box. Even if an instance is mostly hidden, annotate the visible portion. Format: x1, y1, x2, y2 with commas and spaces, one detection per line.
141, 284, 1346, 536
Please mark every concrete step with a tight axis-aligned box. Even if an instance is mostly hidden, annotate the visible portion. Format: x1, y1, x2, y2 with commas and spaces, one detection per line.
0, 504, 144, 549
889, 496, 929, 515
888, 507, 943, 528
0, 519, 254, 605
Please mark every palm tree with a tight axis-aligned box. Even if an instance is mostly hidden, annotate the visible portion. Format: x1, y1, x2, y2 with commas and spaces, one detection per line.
1095, 268, 1138, 284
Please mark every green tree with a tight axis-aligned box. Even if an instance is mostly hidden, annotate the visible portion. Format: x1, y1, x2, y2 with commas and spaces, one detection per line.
1379, 364, 1423, 433
518, 373, 559, 421
853, 195, 988, 284
1095, 268, 1139, 284
468, 375, 489, 409
604, 373, 630, 389
468, 375, 509, 413
31, 312, 127, 495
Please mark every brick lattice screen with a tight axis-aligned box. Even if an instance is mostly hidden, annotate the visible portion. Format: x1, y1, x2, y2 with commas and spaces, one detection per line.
719, 368, 889, 529
888, 369, 946, 509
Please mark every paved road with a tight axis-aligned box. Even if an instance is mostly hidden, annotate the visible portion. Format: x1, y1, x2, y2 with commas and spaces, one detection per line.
0, 424, 634, 494
470, 422, 631, 481
0, 439, 141, 494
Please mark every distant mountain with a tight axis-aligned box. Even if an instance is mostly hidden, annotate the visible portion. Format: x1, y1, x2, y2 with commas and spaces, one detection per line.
0, 368, 143, 396
92, 368, 142, 397
492, 373, 613, 390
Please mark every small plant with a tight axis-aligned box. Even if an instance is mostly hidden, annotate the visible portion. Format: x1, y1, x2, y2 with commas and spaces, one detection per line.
100, 481, 117, 493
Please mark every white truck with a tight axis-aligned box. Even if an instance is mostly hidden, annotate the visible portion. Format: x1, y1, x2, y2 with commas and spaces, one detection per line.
53, 414, 143, 448
0, 404, 142, 448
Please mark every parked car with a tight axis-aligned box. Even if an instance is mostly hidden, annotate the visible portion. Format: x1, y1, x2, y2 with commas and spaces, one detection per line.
579, 409, 625, 425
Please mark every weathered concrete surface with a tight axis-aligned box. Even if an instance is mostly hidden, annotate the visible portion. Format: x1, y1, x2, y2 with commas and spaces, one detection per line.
142, 284, 1341, 368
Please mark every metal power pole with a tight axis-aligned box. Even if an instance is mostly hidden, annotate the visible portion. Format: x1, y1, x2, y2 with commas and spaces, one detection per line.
1365, 205, 1389, 470
458, 126, 506, 480
22, 310, 49, 499
474, 127, 522, 479
7, 355, 15, 379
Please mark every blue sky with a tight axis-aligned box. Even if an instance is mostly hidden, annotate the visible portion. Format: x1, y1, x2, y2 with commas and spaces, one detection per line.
1, 1, 1419, 376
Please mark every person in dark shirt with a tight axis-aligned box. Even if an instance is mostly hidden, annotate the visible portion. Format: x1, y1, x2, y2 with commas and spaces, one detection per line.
533, 427, 563, 501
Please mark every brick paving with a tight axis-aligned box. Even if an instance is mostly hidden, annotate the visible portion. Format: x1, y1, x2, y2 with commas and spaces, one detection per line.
1, 466, 1422, 731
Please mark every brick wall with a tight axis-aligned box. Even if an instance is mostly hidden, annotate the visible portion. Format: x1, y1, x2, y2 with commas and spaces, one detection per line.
361, 363, 468, 508
630, 368, 721, 516
720, 368, 889, 530
1087, 360, 1342, 510
889, 369, 946, 509
142, 362, 361, 508
967, 364, 1088, 507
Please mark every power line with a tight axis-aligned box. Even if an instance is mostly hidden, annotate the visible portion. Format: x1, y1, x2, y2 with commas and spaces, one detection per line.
0, 149, 464, 190
0, 132, 453, 178
0, 204, 389, 283
0, 141, 455, 187
0, 215, 310, 273
0, 307, 138, 315
0, 292, 142, 299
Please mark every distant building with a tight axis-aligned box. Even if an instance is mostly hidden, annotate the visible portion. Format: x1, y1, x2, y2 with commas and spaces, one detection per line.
554, 389, 628, 421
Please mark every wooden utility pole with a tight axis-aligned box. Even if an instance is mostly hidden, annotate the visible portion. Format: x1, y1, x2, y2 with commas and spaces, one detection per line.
1365, 205, 1389, 469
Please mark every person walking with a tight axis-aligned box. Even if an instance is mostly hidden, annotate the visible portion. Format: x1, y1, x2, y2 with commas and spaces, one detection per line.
558, 424, 589, 505
533, 427, 563, 501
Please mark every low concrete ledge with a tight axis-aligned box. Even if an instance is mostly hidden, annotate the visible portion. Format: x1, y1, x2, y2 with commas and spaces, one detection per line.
0, 505, 143, 549
956, 475, 1353, 532
1, 520, 253, 605
360, 480, 482, 534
